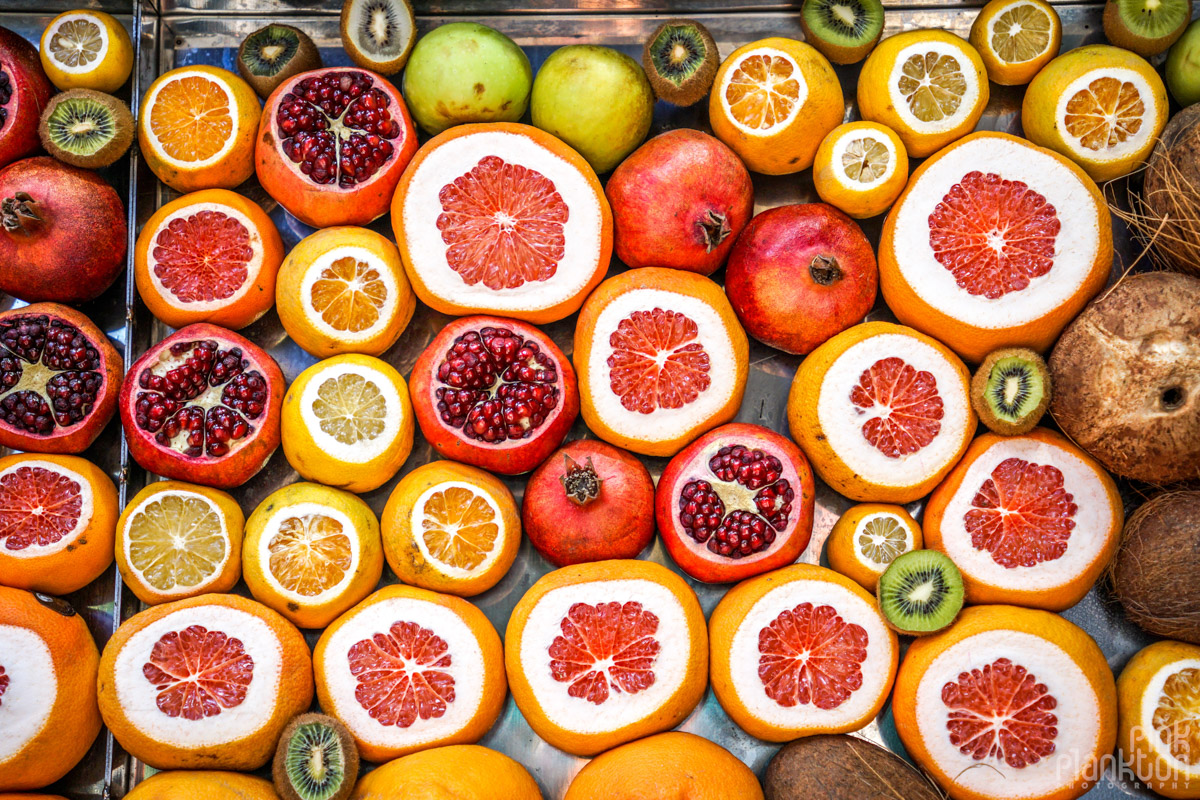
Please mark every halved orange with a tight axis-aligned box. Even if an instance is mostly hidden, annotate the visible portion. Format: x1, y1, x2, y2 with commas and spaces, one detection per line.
1118, 640, 1200, 799
39, 10, 134, 93
505, 559, 708, 756
969, 0, 1062, 86
825, 502, 923, 592
381, 461, 520, 598
709, 563, 898, 742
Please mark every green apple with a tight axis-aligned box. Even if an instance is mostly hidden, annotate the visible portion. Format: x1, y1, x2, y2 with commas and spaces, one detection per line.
1167, 20, 1200, 108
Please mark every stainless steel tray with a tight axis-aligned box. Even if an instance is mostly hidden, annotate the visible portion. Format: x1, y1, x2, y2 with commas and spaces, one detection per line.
49, 1, 1180, 797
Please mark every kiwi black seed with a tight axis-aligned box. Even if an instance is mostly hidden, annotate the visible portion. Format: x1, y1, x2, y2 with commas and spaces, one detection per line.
38, 89, 133, 169
1103, 0, 1193, 57
970, 346, 1051, 436
800, 0, 886, 65
273, 713, 359, 800
340, 0, 416, 76
238, 24, 322, 99
643, 19, 719, 107
876, 550, 964, 636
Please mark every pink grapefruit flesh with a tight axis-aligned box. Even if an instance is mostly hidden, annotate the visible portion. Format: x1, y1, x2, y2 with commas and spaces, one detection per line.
153, 210, 253, 303
850, 357, 944, 458
549, 601, 660, 705
347, 620, 456, 729
142, 624, 255, 720
0, 465, 82, 550
607, 309, 712, 414
758, 602, 868, 711
965, 458, 1078, 569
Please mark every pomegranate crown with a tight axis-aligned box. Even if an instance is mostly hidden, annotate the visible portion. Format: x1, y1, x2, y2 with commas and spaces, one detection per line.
559, 453, 602, 505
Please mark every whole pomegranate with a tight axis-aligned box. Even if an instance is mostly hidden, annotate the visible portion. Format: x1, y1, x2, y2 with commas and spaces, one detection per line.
521, 438, 655, 567
0, 157, 127, 304
410, 315, 579, 475
656, 423, 815, 583
606, 129, 753, 275
0, 303, 123, 454
120, 324, 284, 488
0, 27, 52, 170
725, 203, 877, 355
256, 67, 418, 228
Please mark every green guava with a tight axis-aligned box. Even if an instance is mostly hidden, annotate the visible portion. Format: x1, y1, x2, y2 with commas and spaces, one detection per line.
530, 45, 655, 174
1167, 20, 1200, 108
401, 22, 532, 136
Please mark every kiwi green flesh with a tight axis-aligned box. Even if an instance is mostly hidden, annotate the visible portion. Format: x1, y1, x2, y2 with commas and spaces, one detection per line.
643, 19, 718, 106
877, 550, 964, 635
238, 25, 321, 98
802, 0, 885, 53
342, 0, 415, 74
1104, 0, 1193, 56
971, 347, 1050, 436
273, 713, 359, 800
38, 90, 133, 169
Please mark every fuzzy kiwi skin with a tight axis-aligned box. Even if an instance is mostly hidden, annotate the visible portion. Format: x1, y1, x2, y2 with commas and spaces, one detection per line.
765, 734, 943, 800
800, 0, 885, 65
970, 347, 1051, 436
238, 24, 322, 99
1102, 0, 1193, 57
340, 0, 416, 76
38, 89, 134, 169
272, 712, 360, 800
642, 19, 718, 107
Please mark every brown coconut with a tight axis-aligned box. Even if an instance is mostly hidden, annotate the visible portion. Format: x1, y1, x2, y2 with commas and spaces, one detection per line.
1112, 491, 1200, 644
764, 734, 943, 800
1141, 104, 1200, 276
1049, 272, 1200, 484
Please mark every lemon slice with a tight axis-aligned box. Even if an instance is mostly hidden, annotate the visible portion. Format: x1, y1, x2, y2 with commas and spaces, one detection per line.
40, 10, 134, 93
814, 121, 909, 219
970, 0, 1062, 86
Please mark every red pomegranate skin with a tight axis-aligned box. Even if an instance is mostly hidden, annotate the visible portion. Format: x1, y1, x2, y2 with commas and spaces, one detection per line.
0, 27, 53, 170
725, 203, 877, 355
0, 157, 128, 304
606, 129, 754, 275
522, 438, 655, 567
256, 68, 418, 228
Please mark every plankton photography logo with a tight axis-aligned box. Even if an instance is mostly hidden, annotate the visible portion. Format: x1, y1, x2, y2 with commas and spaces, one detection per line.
1057, 727, 1193, 794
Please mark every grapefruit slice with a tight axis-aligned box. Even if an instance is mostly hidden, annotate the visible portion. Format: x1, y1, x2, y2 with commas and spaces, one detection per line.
505, 559, 708, 756
893, 605, 1116, 800
0, 453, 118, 596
0, 587, 101, 791
826, 502, 924, 592
924, 428, 1122, 612
709, 563, 898, 742
313, 584, 506, 763
97, 593, 313, 771
575, 267, 749, 457
392, 122, 612, 325
1118, 640, 1200, 798
879, 131, 1113, 364
788, 321, 976, 503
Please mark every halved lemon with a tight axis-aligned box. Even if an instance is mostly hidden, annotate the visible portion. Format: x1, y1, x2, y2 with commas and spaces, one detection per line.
282, 353, 414, 494
1118, 640, 1200, 798
39, 10, 134, 92
116, 480, 245, 605
826, 502, 923, 592
969, 0, 1062, 86
813, 121, 909, 219
381, 460, 520, 597
858, 29, 989, 158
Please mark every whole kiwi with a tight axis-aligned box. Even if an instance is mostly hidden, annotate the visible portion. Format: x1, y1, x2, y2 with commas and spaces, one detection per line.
765, 734, 942, 800
238, 24, 322, 99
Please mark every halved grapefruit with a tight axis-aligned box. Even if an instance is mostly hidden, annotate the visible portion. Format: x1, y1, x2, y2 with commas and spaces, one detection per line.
392, 122, 612, 325
709, 563, 898, 742
504, 559, 708, 756
923, 427, 1122, 611
97, 593, 313, 771
788, 321, 976, 503
574, 267, 749, 457
1118, 640, 1200, 799
893, 604, 1116, 800
879, 131, 1113, 364
313, 584, 506, 763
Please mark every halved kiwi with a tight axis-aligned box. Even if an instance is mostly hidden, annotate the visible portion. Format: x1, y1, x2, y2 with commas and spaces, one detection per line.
876, 550, 964, 636
970, 346, 1051, 436
272, 713, 359, 800
340, 0, 416, 76
1103, 0, 1193, 57
238, 24, 322, 99
38, 89, 133, 169
643, 19, 719, 107
800, 0, 886, 65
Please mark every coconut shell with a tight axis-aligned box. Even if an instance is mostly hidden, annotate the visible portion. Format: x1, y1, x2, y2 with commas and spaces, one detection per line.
1142, 103, 1200, 276
764, 734, 942, 800
1049, 272, 1200, 485
1112, 491, 1200, 644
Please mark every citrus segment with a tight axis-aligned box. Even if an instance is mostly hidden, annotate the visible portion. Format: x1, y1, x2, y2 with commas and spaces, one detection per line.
758, 603, 868, 710
723, 52, 803, 132
142, 624, 255, 720
608, 308, 711, 414
150, 76, 235, 163
964, 457, 1076, 568
347, 620, 454, 728
832, 507, 921, 579
418, 485, 499, 571
549, 601, 660, 705
127, 494, 228, 591
311, 256, 388, 334
943, 657, 1058, 768
47, 17, 105, 71
313, 372, 387, 444
860, 518, 908, 563
1118, 640, 1200, 797
851, 356, 944, 457
899, 51, 967, 123
1154, 667, 1200, 766
267, 512, 353, 597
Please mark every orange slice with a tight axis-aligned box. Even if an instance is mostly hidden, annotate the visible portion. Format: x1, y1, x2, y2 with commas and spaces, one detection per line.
1119, 640, 1200, 798
969, 0, 1062, 86
826, 502, 923, 592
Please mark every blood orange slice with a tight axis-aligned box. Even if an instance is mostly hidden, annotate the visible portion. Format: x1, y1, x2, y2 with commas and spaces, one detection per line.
788, 321, 976, 503
893, 605, 1116, 800
879, 131, 1113, 364
393, 122, 612, 325
313, 584, 506, 763
0, 453, 118, 596
709, 563, 898, 742
923, 427, 1122, 612
505, 560, 708, 756
97, 593, 313, 771
575, 267, 749, 457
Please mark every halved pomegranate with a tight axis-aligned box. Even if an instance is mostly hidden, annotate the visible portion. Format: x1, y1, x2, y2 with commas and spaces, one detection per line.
0, 303, 122, 454
256, 67, 418, 228
0, 27, 52, 170
409, 315, 579, 475
656, 423, 816, 583
119, 323, 284, 489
